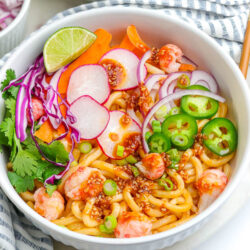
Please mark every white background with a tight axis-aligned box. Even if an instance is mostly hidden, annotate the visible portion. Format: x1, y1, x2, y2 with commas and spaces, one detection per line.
26, 1, 250, 249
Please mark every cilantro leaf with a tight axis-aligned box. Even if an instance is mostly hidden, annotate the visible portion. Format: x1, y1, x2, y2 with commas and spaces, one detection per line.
8, 171, 34, 193
0, 118, 14, 146
45, 184, 57, 197
5, 98, 16, 118
0, 69, 17, 100
13, 150, 37, 177
39, 140, 69, 164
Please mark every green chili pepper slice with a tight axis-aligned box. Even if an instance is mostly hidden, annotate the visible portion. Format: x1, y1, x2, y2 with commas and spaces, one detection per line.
171, 134, 195, 151
162, 114, 197, 140
158, 178, 174, 191
180, 85, 219, 119
177, 74, 191, 89
148, 132, 171, 153
202, 118, 237, 156
103, 180, 117, 196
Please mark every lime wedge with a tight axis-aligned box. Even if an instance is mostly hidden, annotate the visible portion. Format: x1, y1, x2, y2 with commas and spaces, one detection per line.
43, 27, 96, 73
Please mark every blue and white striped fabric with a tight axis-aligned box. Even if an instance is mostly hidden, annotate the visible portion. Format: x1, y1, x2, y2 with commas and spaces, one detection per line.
0, 0, 249, 249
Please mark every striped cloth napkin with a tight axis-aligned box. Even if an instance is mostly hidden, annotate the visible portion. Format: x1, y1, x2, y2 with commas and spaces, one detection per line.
0, 0, 249, 249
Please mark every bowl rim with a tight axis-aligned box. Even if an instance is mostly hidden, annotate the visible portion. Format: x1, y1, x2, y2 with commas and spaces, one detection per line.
1, 6, 250, 246
0, 0, 31, 38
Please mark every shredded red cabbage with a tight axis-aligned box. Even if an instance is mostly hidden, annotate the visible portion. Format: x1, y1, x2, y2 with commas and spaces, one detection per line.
4, 54, 81, 184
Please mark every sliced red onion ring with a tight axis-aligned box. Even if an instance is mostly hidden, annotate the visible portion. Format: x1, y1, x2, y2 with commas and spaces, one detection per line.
97, 110, 141, 159
190, 70, 218, 93
145, 74, 166, 92
142, 90, 225, 152
159, 72, 191, 99
137, 50, 151, 83
69, 95, 110, 140
127, 108, 142, 127
67, 64, 110, 104
180, 56, 198, 68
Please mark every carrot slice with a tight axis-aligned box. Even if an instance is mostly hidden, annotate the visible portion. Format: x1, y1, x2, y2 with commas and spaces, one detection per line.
34, 120, 54, 143
179, 63, 196, 72
57, 28, 112, 95
127, 25, 150, 53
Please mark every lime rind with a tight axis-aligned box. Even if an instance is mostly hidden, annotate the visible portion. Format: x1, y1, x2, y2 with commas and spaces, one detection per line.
43, 27, 96, 73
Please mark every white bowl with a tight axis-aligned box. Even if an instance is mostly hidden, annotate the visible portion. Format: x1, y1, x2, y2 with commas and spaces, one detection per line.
0, 6, 250, 250
0, 0, 30, 57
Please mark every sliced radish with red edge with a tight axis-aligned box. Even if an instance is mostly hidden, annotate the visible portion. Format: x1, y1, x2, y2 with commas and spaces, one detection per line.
67, 64, 110, 104
97, 111, 141, 159
100, 48, 146, 90
69, 95, 110, 140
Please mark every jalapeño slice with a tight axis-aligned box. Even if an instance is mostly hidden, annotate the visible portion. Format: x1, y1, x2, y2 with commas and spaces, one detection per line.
171, 134, 195, 151
148, 133, 171, 153
162, 114, 197, 139
202, 118, 237, 156
180, 85, 219, 119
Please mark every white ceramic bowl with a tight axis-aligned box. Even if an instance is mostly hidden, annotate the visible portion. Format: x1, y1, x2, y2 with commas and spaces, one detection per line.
0, 7, 250, 250
0, 0, 30, 57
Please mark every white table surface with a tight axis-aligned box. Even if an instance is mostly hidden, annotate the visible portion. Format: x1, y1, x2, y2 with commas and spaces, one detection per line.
25, 1, 250, 249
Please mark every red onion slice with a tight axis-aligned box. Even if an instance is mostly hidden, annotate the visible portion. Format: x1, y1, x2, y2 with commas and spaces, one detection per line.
142, 90, 225, 152
159, 72, 191, 99
190, 70, 218, 93
69, 95, 110, 140
67, 64, 110, 104
127, 108, 142, 127
137, 50, 151, 83
180, 56, 198, 68
145, 74, 166, 92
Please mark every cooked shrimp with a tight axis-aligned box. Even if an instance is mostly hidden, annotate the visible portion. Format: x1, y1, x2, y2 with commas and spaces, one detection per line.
64, 166, 106, 200
158, 44, 183, 73
34, 187, 65, 221
197, 169, 228, 213
136, 153, 165, 180
115, 212, 152, 238
27, 97, 45, 123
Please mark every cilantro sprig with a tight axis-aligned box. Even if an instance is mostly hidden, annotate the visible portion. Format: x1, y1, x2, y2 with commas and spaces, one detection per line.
0, 69, 69, 194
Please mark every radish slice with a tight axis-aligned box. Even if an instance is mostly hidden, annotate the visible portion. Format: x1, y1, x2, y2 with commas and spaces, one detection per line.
97, 111, 141, 159
69, 96, 110, 140
190, 70, 218, 93
67, 65, 110, 104
100, 48, 146, 90
137, 50, 151, 83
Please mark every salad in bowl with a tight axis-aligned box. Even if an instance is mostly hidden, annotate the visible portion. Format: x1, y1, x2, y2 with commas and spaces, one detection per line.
0, 24, 239, 239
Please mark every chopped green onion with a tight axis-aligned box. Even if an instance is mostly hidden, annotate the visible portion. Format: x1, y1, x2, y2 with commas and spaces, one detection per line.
145, 131, 152, 141
152, 120, 161, 133
169, 107, 181, 116
58, 225, 68, 229
131, 166, 140, 177
177, 74, 191, 89
79, 142, 92, 154
168, 161, 179, 170
70, 161, 78, 167
103, 180, 117, 196
104, 215, 117, 231
158, 178, 174, 191
115, 159, 128, 166
167, 149, 180, 162
126, 155, 138, 164
116, 145, 124, 157
155, 105, 168, 120
99, 224, 113, 234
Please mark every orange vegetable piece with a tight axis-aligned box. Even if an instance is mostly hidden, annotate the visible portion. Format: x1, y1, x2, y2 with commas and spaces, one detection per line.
127, 25, 150, 53
179, 63, 196, 72
57, 28, 112, 95
34, 120, 54, 143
